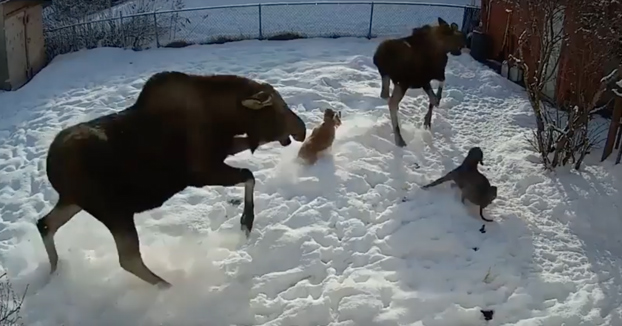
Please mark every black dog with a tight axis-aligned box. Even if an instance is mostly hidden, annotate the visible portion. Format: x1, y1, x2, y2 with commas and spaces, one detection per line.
421, 147, 497, 222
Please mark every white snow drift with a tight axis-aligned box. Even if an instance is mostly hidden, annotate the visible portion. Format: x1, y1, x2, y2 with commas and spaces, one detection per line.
0, 38, 621, 326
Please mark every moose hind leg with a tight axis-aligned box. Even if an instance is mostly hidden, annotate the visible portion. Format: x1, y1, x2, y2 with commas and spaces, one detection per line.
380, 75, 391, 99
104, 214, 171, 288
389, 84, 407, 147
36, 201, 82, 274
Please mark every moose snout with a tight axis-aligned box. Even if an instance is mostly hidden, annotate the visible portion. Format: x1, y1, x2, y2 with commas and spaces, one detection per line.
292, 130, 306, 142
279, 136, 292, 146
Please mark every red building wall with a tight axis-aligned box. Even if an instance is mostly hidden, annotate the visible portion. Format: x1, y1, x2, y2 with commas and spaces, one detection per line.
480, 0, 606, 106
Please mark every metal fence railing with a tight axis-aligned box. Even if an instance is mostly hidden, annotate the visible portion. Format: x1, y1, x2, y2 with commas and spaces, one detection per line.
43, 1, 481, 62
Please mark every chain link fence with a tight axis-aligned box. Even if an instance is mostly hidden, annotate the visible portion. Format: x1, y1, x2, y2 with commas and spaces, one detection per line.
43, 1, 481, 61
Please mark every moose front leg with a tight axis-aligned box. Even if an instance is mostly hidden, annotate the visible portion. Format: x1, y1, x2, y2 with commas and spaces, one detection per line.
389, 83, 407, 147
423, 82, 439, 129
436, 79, 445, 103
193, 163, 257, 237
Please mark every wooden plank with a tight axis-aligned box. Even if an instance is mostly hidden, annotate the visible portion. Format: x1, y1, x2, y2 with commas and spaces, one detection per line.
4, 9, 27, 90
25, 5, 45, 77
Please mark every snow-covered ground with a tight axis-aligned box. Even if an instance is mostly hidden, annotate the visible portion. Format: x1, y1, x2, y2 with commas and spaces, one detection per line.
1, 38, 622, 326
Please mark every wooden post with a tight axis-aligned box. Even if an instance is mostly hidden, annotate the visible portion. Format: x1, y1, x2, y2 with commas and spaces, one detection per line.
601, 67, 622, 162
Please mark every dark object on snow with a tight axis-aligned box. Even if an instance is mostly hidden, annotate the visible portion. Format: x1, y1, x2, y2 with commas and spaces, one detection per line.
372, 17, 467, 147
420, 147, 497, 222
481, 309, 494, 321
35, 71, 307, 288
469, 30, 492, 62
228, 198, 242, 206
479, 224, 486, 233
472, 247, 479, 251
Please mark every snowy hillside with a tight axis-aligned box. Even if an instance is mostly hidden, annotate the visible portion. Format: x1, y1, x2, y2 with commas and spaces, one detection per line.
0, 38, 621, 326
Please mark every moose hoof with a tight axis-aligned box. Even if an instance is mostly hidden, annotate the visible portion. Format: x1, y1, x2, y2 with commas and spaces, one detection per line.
395, 137, 407, 147
240, 209, 254, 238
240, 220, 252, 238
157, 281, 172, 290
241, 224, 251, 238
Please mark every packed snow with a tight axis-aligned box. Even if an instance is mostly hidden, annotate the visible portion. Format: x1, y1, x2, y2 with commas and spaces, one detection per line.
1, 37, 621, 326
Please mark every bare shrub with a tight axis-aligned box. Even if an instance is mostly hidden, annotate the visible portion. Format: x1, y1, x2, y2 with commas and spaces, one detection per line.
493, 0, 622, 170
44, 0, 188, 61
0, 273, 27, 326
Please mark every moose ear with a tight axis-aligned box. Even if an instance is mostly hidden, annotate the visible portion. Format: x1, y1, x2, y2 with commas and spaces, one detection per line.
438, 17, 448, 26
450, 22, 459, 31
241, 91, 273, 110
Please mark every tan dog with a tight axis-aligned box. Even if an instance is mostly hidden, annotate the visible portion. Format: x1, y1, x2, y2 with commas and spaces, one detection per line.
297, 108, 342, 165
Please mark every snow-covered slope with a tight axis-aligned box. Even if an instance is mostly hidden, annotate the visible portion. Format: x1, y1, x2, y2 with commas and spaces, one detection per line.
0, 38, 620, 326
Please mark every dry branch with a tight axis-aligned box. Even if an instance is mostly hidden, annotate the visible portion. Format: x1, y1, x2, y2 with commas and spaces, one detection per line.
492, 0, 622, 170
0, 273, 27, 326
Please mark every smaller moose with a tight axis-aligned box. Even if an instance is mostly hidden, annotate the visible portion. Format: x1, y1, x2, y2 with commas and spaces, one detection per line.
297, 108, 342, 165
372, 17, 466, 147
421, 147, 497, 222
